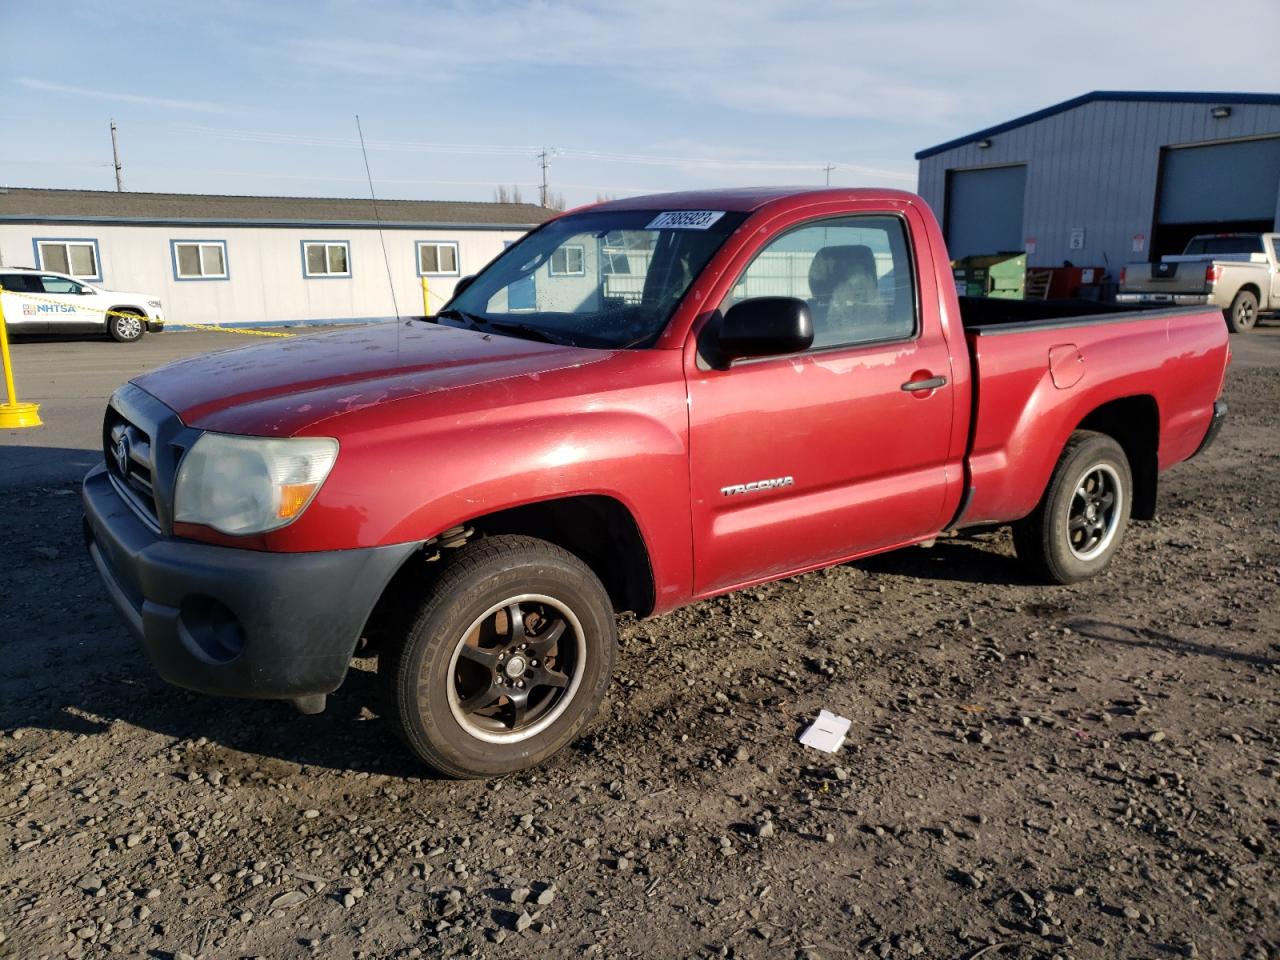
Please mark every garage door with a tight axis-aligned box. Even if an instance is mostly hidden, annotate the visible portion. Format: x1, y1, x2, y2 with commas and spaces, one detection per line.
944, 165, 1027, 260
1158, 136, 1280, 224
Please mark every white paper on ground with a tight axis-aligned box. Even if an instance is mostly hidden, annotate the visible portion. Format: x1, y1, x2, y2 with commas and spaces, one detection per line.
799, 709, 852, 754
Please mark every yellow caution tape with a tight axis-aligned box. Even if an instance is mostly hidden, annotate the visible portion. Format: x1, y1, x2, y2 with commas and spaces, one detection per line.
1, 288, 295, 339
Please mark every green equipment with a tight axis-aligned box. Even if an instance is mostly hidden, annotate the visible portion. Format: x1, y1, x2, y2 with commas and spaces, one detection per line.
952, 253, 1027, 300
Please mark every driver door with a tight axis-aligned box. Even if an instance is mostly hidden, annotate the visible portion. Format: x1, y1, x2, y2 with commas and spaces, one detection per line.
686, 209, 956, 595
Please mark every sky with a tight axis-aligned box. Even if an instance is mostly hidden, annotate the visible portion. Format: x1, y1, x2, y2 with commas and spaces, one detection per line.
3, 0, 1277, 208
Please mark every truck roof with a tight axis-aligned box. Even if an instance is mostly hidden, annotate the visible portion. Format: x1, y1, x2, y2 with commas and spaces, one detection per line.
587, 187, 922, 214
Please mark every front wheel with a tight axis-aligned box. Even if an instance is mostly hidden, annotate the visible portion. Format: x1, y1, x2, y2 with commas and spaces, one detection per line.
1225, 290, 1258, 333
379, 535, 616, 778
1012, 431, 1133, 584
108, 311, 145, 343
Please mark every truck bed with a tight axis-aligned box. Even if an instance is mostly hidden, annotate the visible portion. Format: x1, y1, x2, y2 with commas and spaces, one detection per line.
954, 298, 1229, 530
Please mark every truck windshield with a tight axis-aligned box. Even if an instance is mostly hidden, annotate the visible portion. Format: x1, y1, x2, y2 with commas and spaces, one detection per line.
442, 209, 747, 348
1183, 235, 1264, 256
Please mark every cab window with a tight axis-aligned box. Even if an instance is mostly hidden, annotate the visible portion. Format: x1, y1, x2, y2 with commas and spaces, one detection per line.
722, 216, 916, 350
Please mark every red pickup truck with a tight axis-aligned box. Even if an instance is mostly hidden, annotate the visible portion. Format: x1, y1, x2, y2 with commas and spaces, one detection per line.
83, 188, 1230, 778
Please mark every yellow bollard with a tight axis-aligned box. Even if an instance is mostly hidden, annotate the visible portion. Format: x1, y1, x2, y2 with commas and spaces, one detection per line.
0, 285, 43, 429
421, 276, 431, 318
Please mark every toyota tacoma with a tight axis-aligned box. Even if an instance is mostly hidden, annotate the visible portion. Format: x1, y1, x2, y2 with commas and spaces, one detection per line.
83, 188, 1231, 777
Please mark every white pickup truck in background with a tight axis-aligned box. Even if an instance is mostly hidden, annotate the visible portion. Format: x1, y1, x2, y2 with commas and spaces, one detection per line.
1117, 232, 1279, 332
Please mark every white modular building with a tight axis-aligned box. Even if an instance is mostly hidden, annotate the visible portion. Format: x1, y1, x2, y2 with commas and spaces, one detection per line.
0, 188, 553, 328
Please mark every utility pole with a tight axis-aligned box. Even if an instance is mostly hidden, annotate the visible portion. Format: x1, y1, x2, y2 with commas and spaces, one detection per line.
823, 163, 834, 186
538, 148, 551, 208
110, 119, 124, 192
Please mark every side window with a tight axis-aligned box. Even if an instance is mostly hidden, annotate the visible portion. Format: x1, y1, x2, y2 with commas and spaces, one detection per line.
417, 241, 459, 276
302, 241, 351, 278
0, 274, 42, 293
40, 275, 84, 294
35, 239, 101, 280
722, 215, 916, 350
172, 241, 229, 280
549, 244, 585, 276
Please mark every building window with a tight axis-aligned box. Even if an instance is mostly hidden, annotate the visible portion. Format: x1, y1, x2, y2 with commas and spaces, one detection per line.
34, 239, 101, 280
302, 241, 350, 278
549, 244, 586, 277
417, 241, 459, 276
171, 240, 229, 280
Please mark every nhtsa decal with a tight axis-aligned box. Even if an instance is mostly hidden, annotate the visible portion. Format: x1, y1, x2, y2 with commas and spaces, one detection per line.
23, 303, 76, 315
720, 476, 795, 497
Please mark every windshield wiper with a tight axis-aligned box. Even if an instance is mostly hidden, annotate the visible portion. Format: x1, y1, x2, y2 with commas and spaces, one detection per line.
435, 307, 486, 331
438, 309, 576, 347
484, 320, 577, 347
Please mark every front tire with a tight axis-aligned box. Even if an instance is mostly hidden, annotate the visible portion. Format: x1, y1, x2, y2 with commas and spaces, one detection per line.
108, 310, 146, 343
1225, 290, 1258, 333
379, 535, 616, 778
1012, 431, 1133, 584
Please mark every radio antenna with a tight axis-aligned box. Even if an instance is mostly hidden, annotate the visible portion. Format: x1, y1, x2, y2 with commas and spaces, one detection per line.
355, 114, 401, 323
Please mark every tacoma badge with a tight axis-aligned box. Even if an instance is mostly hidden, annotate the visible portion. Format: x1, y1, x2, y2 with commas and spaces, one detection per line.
721, 476, 794, 497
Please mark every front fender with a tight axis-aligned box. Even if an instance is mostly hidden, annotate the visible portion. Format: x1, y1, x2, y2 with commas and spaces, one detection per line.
268, 355, 695, 610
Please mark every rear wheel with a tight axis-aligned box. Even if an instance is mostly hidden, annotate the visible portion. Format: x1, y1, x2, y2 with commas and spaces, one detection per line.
1012, 431, 1133, 584
379, 535, 616, 778
1225, 290, 1258, 333
108, 310, 145, 342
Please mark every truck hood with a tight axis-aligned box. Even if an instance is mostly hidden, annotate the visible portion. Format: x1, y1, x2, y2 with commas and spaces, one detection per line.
132, 321, 613, 436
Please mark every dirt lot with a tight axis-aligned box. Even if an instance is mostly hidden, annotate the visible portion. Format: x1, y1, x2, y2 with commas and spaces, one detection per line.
1, 326, 1278, 960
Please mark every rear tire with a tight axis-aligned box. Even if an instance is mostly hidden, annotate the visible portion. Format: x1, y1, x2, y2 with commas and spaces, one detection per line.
108, 310, 145, 343
1012, 431, 1133, 584
379, 535, 616, 778
1225, 290, 1258, 333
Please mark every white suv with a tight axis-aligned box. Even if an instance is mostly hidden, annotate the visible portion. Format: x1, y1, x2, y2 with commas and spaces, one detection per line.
0, 268, 164, 342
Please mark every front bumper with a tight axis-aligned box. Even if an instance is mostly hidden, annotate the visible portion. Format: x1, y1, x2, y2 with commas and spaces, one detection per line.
1115, 292, 1210, 307
82, 463, 417, 703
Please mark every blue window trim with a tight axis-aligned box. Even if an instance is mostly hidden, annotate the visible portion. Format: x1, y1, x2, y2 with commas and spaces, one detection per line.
32, 237, 103, 281
170, 239, 230, 282
549, 244, 586, 277
300, 239, 352, 279
415, 240, 460, 277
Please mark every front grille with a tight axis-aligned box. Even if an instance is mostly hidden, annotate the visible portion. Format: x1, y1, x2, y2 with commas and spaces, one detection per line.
105, 409, 161, 526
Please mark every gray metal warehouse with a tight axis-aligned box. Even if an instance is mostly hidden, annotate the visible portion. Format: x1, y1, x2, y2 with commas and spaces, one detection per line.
916, 91, 1280, 287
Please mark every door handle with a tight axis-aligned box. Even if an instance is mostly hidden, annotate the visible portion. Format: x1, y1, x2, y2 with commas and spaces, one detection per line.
901, 375, 947, 392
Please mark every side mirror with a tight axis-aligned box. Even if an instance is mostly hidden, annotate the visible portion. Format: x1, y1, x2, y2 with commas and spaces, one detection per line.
718, 297, 813, 363
452, 274, 477, 298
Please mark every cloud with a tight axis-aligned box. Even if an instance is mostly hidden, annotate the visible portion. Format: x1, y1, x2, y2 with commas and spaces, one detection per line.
17, 78, 243, 116
274, 0, 1279, 132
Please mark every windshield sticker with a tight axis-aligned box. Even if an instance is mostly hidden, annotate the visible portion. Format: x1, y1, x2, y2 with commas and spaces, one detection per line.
646, 210, 726, 231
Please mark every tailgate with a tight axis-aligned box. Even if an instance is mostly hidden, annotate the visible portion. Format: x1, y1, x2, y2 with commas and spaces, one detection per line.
1122, 260, 1206, 295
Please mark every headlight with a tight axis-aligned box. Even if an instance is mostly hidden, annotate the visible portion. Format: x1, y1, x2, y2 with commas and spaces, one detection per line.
174, 433, 338, 535
147, 299, 162, 309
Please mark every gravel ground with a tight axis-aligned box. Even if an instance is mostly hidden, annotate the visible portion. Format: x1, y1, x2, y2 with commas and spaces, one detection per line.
1, 327, 1278, 960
